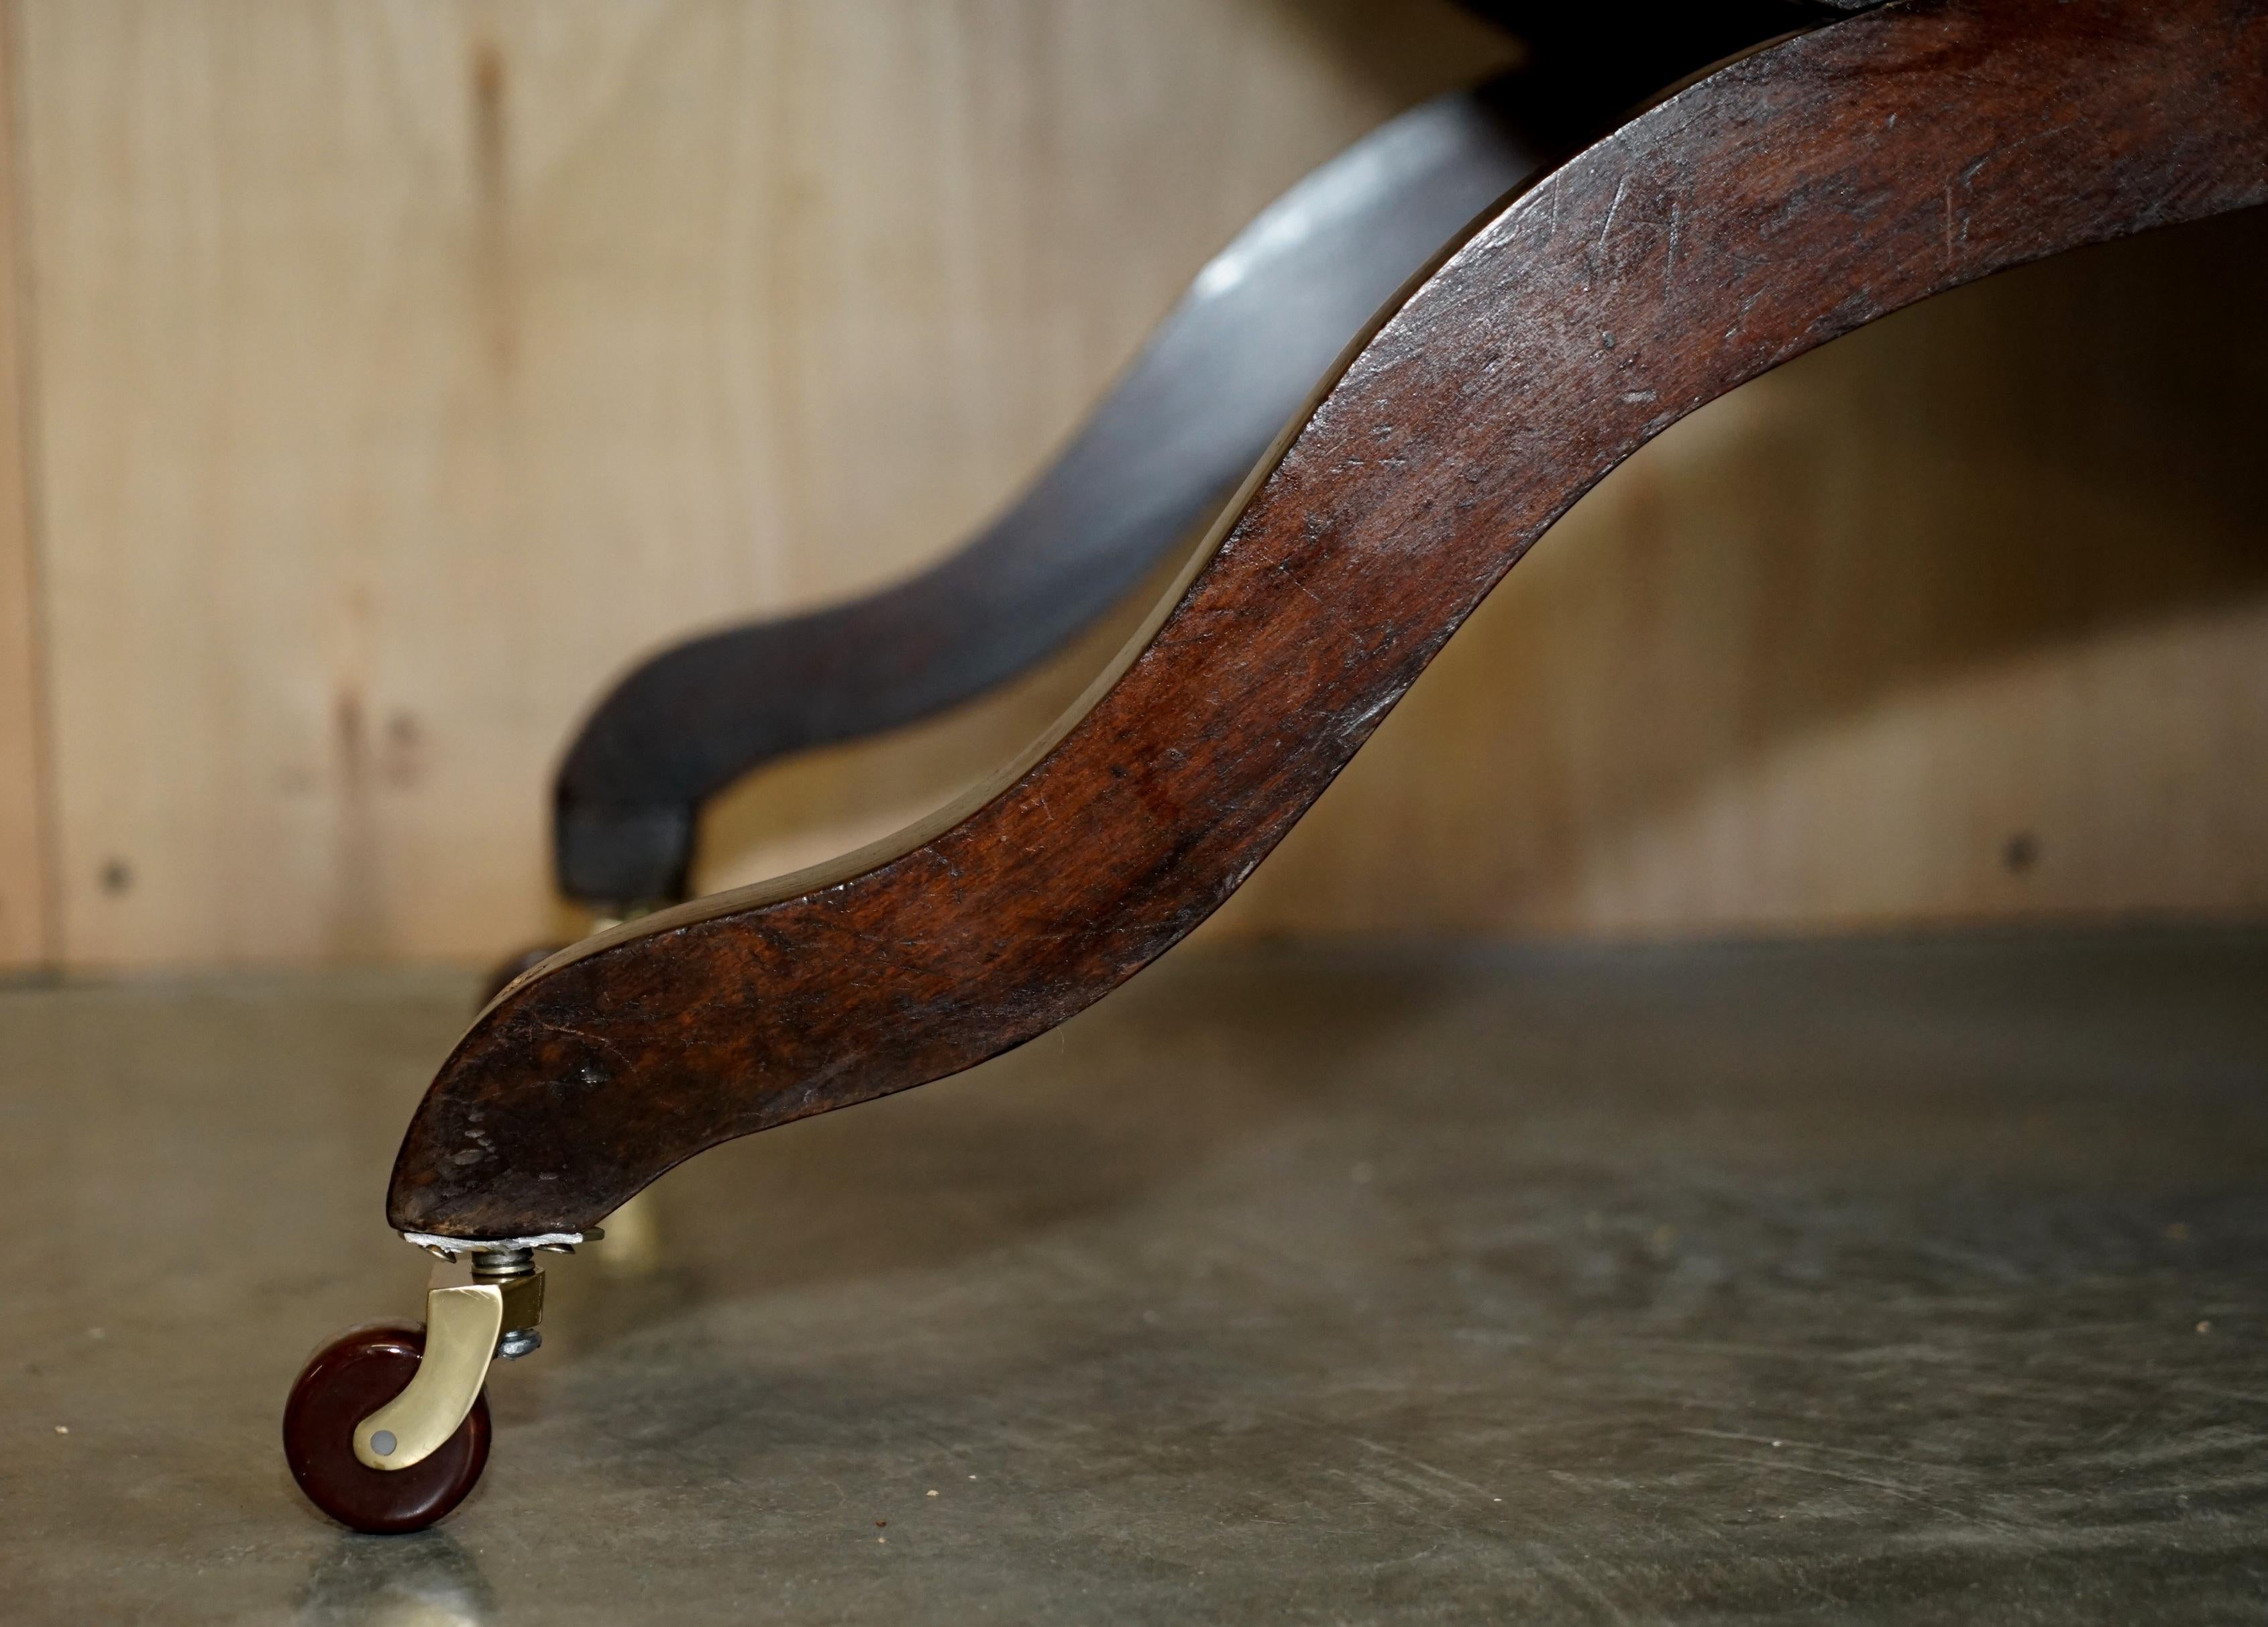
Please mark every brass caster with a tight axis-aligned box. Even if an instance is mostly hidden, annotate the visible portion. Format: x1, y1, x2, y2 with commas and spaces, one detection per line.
283, 1245, 555, 1534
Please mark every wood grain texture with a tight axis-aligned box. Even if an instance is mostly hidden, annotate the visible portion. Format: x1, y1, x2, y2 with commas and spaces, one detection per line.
0, 0, 50, 972
391, 0, 2268, 1239
13, 0, 2268, 975
15, 0, 1506, 969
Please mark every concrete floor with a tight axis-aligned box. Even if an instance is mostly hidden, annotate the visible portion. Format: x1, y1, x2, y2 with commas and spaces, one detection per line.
4, 930, 2268, 1623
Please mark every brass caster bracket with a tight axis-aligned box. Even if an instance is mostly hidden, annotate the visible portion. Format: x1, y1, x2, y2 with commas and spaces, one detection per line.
354, 1249, 547, 1472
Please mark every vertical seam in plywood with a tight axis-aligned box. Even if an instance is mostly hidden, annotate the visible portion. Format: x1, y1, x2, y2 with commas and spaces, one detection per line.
0, 0, 58, 969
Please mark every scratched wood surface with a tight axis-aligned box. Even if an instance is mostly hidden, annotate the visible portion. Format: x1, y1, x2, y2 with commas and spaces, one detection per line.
4, 0, 2265, 974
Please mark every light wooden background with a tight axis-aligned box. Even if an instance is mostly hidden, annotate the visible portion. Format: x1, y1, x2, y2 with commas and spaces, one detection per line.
0, 1, 2263, 974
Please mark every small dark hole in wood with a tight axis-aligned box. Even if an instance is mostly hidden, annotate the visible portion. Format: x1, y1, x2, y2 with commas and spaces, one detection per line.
2002, 832, 2041, 875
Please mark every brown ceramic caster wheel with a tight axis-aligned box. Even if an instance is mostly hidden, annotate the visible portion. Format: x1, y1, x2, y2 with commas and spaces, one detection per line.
283, 1321, 491, 1534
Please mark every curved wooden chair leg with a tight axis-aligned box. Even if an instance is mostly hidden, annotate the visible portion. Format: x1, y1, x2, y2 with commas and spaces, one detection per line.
545, 78, 1539, 911
480, 70, 1564, 997
543, 7, 1809, 913
400, 0, 2268, 1243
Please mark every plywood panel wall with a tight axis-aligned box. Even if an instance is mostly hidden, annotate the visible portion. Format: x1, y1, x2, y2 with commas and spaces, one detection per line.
14, 0, 1507, 968
6, 1, 2266, 971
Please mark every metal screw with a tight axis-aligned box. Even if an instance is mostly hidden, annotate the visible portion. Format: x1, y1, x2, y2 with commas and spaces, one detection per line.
473, 1247, 542, 1360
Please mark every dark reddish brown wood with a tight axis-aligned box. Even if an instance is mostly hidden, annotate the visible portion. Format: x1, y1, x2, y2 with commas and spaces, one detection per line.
282, 1322, 491, 1534
390, 0, 2268, 1241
